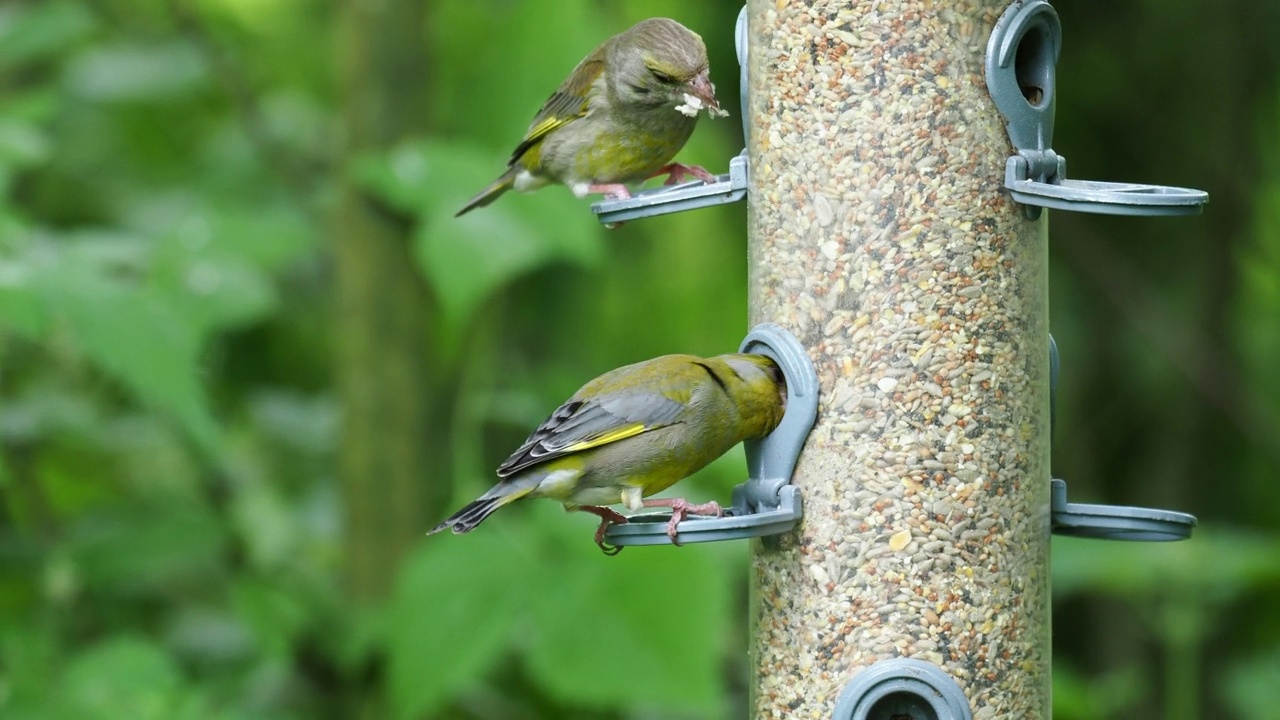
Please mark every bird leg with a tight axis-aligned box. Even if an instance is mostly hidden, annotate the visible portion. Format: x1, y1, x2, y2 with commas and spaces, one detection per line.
586, 183, 632, 200
641, 497, 724, 546
571, 505, 630, 556
649, 163, 717, 186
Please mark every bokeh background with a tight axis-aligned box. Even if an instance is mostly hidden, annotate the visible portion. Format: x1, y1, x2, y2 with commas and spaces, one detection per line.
1, 0, 1277, 718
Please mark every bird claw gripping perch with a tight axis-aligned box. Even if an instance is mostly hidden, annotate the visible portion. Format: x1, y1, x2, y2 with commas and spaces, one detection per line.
592, 153, 748, 225
602, 323, 819, 549
575, 505, 630, 555
638, 498, 725, 546
651, 163, 718, 186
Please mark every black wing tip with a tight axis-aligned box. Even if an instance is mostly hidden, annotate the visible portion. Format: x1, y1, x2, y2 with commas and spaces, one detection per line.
496, 400, 584, 477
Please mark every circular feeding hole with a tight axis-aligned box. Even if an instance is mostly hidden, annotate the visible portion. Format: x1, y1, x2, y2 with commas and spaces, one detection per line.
863, 690, 939, 720
1014, 25, 1053, 107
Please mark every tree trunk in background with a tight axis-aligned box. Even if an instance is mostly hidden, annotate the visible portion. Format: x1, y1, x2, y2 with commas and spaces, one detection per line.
334, 0, 441, 604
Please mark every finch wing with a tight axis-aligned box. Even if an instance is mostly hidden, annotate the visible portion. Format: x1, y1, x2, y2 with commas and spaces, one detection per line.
508, 46, 606, 167
496, 391, 685, 478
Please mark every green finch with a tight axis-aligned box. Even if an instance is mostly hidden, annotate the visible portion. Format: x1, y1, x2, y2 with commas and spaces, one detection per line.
429, 353, 786, 554
455, 17, 726, 217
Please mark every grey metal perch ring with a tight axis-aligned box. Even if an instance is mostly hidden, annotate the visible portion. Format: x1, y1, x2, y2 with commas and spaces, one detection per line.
604, 323, 818, 546
590, 154, 748, 226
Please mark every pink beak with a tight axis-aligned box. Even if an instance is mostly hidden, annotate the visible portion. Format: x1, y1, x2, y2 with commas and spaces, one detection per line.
686, 71, 720, 111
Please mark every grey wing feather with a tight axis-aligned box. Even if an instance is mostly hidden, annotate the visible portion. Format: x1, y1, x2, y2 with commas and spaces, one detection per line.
596, 392, 686, 427
508, 48, 606, 165
495, 391, 686, 478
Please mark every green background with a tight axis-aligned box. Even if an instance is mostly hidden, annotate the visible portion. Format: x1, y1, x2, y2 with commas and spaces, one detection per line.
0, 0, 1277, 718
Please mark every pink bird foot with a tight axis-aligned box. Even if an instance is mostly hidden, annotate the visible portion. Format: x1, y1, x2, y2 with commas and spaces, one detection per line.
641, 497, 724, 546
587, 183, 632, 200
573, 505, 630, 556
649, 163, 717, 186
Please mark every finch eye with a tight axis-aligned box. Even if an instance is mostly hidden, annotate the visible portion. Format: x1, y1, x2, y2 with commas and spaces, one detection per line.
650, 70, 678, 84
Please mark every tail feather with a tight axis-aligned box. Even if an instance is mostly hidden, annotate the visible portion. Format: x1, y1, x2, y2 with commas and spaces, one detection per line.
428, 484, 534, 535
455, 170, 517, 217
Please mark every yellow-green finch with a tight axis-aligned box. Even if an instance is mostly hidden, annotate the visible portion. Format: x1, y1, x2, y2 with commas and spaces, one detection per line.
455, 17, 725, 217
429, 353, 786, 554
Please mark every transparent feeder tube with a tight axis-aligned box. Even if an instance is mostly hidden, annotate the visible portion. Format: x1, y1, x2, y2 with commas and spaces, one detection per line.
745, 1, 1052, 717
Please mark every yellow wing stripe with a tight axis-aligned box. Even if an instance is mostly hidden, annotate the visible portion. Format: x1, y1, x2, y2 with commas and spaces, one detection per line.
557, 423, 648, 453
512, 113, 583, 167
526, 116, 573, 143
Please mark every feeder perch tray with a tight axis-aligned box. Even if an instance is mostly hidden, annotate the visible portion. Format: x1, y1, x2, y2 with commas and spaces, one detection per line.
1051, 478, 1197, 541
604, 485, 802, 547
591, 153, 748, 226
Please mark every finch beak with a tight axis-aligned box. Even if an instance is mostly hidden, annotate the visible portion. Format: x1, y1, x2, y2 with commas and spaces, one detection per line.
686, 71, 720, 111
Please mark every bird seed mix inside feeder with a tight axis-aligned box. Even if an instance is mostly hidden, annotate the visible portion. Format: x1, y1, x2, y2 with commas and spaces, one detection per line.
746, 0, 1052, 717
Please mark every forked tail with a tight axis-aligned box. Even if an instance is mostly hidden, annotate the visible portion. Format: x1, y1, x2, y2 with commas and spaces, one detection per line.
455, 169, 517, 217
428, 483, 533, 535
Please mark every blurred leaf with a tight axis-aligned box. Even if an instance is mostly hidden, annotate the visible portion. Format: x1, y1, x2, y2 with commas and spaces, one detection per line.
349, 141, 443, 215
388, 530, 529, 720
1221, 647, 1280, 718
152, 253, 278, 335
427, 0, 602, 144
247, 391, 337, 456
0, 1, 95, 66
522, 510, 731, 714
21, 233, 224, 453
0, 633, 48, 717
18, 417, 123, 518
230, 468, 299, 571
0, 258, 47, 338
70, 505, 226, 594
0, 229, 222, 452
1052, 531, 1280, 599
0, 118, 52, 171
355, 139, 603, 336
54, 267, 220, 452
391, 505, 734, 717
1052, 662, 1145, 720
1236, 183, 1280, 412
59, 636, 208, 719
125, 196, 316, 273
165, 606, 256, 666
416, 203, 597, 340
65, 40, 209, 103
232, 578, 310, 658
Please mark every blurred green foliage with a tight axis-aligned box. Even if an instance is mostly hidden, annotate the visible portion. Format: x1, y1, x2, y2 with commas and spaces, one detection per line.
0, 0, 1276, 718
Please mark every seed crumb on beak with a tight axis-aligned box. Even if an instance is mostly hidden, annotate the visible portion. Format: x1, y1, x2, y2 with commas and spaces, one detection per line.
675, 93, 705, 117
674, 71, 729, 118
